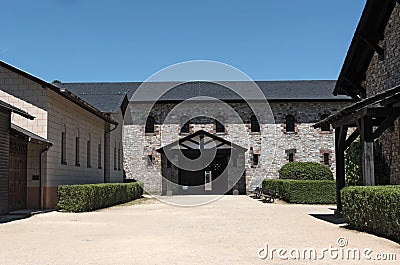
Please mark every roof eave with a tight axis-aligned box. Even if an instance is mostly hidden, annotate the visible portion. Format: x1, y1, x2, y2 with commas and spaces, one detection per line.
334, 0, 397, 100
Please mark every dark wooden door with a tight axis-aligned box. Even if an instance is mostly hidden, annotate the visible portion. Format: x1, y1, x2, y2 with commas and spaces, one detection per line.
8, 136, 27, 211
178, 151, 229, 194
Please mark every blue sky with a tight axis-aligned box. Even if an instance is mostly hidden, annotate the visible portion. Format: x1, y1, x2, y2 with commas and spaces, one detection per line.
1, 0, 366, 82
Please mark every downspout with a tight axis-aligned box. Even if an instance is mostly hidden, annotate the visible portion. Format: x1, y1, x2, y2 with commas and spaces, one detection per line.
104, 122, 118, 183
39, 144, 51, 209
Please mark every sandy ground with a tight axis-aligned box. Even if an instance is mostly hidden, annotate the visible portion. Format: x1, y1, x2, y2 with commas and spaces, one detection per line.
0, 195, 399, 265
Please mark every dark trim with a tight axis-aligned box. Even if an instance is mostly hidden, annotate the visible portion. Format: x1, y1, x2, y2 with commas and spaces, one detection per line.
0, 100, 35, 120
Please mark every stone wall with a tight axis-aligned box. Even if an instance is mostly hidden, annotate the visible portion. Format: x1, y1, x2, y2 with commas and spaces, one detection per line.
123, 101, 349, 193
361, 3, 400, 184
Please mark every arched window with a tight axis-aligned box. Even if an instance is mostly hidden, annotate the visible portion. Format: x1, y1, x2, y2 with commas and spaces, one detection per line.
320, 114, 330, 132
145, 116, 155, 134
215, 117, 225, 133
180, 117, 190, 134
250, 115, 260, 132
285, 115, 295, 132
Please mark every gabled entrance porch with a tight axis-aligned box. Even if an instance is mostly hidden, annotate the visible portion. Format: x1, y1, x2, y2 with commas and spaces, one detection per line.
156, 130, 247, 195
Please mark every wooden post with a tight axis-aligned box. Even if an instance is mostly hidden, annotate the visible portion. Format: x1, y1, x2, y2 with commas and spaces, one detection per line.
360, 116, 375, 186
335, 126, 347, 216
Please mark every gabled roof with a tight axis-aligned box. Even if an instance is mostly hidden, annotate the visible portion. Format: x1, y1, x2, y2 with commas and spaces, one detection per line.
334, 0, 397, 100
0, 61, 117, 125
60, 80, 351, 103
59, 82, 132, 113
156, 130, 247, 153
0, 99, 35, 120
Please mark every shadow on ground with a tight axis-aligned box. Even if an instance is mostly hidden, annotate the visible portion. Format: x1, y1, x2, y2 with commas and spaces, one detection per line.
309, 213, 346, 225
0, 214, 30, 224
0, 210, 53, 224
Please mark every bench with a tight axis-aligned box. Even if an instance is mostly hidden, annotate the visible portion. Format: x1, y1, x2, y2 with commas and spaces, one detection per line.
251, 187, 263, 199
261, 189, 275, 203
251, 187, 275, 203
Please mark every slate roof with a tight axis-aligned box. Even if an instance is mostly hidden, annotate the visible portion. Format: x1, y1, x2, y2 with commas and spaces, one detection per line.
61, 80, 351, 108
59, 82, 135, 113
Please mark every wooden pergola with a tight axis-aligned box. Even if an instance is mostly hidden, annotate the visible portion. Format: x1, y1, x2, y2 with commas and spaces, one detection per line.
314, 85, 400, 216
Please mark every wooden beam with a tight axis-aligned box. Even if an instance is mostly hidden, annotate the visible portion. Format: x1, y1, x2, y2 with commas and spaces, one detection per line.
204, 139, 214, 146
216, 142, 227, 148
360, 116, 375, 186
344, 129, 360, 150
372, 115, 397, 139
342, 76, 366, 98
187, 139, 199, 145
364, 107, 400, 117
357, 34, 384, 59
199, 134, 204, 153
335, 126, 347, 215
332, 114, 360, 128
179, 143, 193, 150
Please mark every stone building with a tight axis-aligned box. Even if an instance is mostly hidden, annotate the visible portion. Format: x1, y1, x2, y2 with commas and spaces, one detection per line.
332, 0, 400, 185
116, 80, 351, 195
0, 61, 124, 210
313, 0, 400, 215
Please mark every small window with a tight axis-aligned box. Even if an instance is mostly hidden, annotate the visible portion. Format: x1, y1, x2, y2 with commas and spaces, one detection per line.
250, 115, 260, 132
253, 154, 259, 166
147, 155, 153, 166
215, 117, 225, 133
320, 114, 330, 132
180, 117, 190, 134
113, 145, 117, 170
288, 153, 294, 162
323, 153, 330, 166
286, 115, 295, 132
87, 141, 91, 168
145, 116, 155, 134
98, 142, 102, 169
75, 137, 80, 167
61, 132, 67, 164
118, 147, 121, 171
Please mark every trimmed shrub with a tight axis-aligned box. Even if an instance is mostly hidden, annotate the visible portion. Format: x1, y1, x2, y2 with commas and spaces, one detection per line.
262, 179, 336, 204
58, 182, 143, 212
341, 186, 400, 243
345, 139, 363, 186
279, 162, 333, 180
345, 138, 391, 186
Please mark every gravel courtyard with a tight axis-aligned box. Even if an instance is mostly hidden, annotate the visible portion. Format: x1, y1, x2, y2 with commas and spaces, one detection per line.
0, 196, 398, 265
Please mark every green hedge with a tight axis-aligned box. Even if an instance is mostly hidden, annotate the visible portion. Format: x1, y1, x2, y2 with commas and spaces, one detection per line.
262, 179, 336, 204
341, 186, 400, 243
58, 182, 143, 212
279, 162, 333, 180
